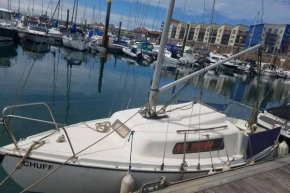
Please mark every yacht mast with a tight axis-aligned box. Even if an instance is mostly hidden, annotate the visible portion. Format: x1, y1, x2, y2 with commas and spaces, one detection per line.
75, 0, 78, 24
148, 0, 175, 110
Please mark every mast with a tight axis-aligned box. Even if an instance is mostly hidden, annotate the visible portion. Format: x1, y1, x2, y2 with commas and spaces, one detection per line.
99, 0, 102, 24
92, 4, 95, 24
71, 0, 76, 24
75, 0, 78, 24
42, 0, 43, 15
32, 0, 35, 16
18, 0, 20, 13
207, 0, 215, 49
61, 0, 63, 21
148, 0, 176, 110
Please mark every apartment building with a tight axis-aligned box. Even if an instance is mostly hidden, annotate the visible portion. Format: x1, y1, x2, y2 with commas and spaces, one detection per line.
245, 23, 290, 53
228, 24, 248, 46
203, 23, 219, 43
175, 22, 187, 39
193, 23, 208, 42
215, 24, 233, 45
168, 19, 180, 38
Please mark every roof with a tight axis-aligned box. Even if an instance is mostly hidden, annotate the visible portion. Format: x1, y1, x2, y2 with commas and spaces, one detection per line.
134, 27, 148, 33
0, 8, 12, 13
218, 23, 233, 30
171, 19, 180, 23
148, 30, 161, 35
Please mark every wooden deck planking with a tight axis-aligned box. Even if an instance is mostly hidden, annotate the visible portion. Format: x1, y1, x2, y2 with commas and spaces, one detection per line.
155, 156, 290, 193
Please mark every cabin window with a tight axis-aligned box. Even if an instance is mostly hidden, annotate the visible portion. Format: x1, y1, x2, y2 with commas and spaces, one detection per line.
0, 13, 3, 19
112, 119, 131, 138
172, 138, 224, 154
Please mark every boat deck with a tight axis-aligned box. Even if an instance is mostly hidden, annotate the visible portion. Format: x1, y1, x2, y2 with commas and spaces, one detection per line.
153, 155, 290, 193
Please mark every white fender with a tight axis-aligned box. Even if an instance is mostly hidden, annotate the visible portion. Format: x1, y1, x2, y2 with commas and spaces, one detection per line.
120, 172, 134, 193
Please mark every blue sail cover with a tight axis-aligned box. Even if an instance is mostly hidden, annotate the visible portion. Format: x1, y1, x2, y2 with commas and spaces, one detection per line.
245, 126, 281, 159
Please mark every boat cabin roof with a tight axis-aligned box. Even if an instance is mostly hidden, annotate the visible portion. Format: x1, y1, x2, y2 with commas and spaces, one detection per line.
266, 105, 290, 121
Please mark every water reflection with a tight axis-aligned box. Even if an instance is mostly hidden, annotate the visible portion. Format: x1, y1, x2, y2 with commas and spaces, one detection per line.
21, 40, 50, 59
0, 41, 17, 68
61, 47, 87, 66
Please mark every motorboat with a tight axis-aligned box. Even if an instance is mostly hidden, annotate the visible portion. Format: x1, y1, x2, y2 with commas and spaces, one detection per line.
0, 2, 282, 192
258, 105, 290, 139
48, 27, 63, 45
258, 63, 277, 78
276, 68, 287, 79
135, 41, 156, 61
62, 24, 88, 51
108, 40, 128, 54
164, 44, 182, 65
207, 52, 226, 64
0, 8, 18, 42
122, 46, 142, 59
23, 24, 50, 43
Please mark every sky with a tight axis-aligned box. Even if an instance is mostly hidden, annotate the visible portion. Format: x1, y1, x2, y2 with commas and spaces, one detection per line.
2, 0, 290, 31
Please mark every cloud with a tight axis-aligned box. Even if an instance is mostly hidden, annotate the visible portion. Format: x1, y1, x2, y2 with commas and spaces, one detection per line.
125, 0, 290, 24
1, 0, 290, 30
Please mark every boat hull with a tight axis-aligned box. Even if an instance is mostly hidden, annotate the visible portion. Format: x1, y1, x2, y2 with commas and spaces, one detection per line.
1, 155, 209, 193
24, 33, 49, 43
1, 143, 277, 193
63, 36, 87, 51
0, 26, 18, 41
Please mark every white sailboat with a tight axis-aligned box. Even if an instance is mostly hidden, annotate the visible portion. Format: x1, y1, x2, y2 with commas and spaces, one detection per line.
62, 25, 88, 51
0, 1, 282, 193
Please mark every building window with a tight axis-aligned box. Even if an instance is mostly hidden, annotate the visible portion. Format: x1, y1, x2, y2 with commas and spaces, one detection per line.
280, 30, 283, 34
205, 38, 208, 40
274, 29, 278, 35
217, 39, 219, 41
219, 29, 222, 33
264, 27, 267, 31
232, 30, 236, 34
230, 40, 233, 43
207, 28, 209, 32
231, 36, 235, 39
268, 28, 272, 33
218, 35, 220, 37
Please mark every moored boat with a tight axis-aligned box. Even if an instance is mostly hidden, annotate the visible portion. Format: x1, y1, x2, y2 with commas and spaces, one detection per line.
0, 8, 18, 42
23, 24, 50, 43
62, 24, 88, 51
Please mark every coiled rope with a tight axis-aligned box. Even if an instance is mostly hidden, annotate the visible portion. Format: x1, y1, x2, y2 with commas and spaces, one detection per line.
81, 121, 111, 133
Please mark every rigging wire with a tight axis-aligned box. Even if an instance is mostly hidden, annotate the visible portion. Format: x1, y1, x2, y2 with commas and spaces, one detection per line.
151, 0, 160, 31
161, 105, 171, 170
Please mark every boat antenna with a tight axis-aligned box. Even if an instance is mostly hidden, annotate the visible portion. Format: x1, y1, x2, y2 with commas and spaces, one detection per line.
146, 0, 176, 117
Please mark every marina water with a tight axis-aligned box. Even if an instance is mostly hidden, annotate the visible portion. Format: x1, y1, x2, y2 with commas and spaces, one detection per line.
1, 42, 290, 192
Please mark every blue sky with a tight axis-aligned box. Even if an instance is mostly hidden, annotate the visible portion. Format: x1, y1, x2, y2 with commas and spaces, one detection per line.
3, 0, 290, 30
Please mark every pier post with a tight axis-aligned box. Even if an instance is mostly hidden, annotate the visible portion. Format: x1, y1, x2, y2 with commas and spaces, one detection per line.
181, 22, 190, 57
102, 0, 112, 48
118, 21, 122, 41
66, 9, 69, 29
